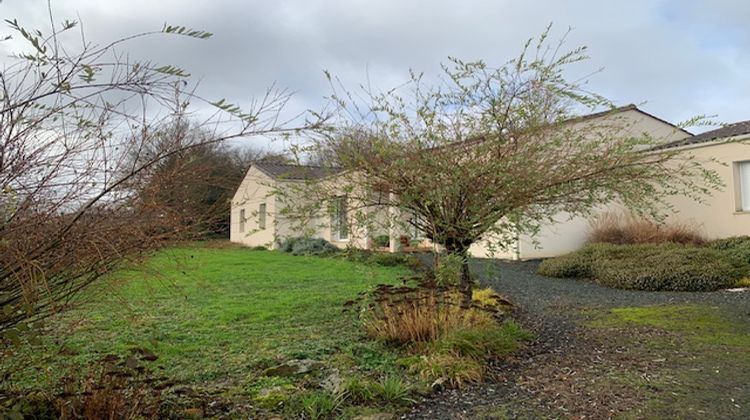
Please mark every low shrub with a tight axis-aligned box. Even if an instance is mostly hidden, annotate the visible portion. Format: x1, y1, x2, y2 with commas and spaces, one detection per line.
339, 249, 419, 268
428, 320, 531, 360
708, 236, 750, 272
368, 252, 411, 267
537, 246, 596, 278
408, 353, 484, 389
373, 234, 391, 248
707, 236, 750, 251
434, 254, 464, 287
366, 376, 414, 405
539, 243, 742, 292
588, 212, 706, 245
279, 237, 339, 256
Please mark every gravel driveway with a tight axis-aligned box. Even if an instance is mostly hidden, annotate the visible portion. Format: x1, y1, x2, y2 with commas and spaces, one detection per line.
405, 257, 750, 419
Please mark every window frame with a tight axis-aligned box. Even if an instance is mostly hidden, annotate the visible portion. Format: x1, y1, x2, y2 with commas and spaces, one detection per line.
736, 161, 750, 212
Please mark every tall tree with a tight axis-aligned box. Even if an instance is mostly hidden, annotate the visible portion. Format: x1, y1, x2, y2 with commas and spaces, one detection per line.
285, 28, 721, 306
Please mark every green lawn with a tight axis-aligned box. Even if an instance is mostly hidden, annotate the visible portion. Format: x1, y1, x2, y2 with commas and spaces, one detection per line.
5, 245, 409, 396
589, 304, 750, 419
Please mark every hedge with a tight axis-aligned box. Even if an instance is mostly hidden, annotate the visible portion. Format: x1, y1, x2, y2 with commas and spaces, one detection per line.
538, 242, 749, 292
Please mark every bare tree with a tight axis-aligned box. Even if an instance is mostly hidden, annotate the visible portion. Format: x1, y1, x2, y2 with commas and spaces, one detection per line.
0, 9, 320, 334
129, 120, 292, 237
282, 28, 721, 306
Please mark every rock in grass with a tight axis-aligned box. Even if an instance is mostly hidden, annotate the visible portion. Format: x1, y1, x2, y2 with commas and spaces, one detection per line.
263, 359, 324, 377
353, 413, 394, 420
321, 370, 344, 393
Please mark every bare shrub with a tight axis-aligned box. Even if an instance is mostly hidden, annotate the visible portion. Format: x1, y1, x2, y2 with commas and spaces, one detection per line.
588, 212, 706, 245
4, 355, 160, 419
0, 9, 320, 334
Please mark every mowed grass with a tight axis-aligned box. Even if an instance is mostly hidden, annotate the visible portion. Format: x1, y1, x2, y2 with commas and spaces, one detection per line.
6, 245, 409, 390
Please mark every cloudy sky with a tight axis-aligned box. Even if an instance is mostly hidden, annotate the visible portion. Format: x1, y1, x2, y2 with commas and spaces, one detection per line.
2, 0, 749, 139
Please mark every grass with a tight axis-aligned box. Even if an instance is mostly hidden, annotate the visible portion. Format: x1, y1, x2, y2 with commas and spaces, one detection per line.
3, 245, 412, 413
588, 304, 750, 418
4, 243, 528, 418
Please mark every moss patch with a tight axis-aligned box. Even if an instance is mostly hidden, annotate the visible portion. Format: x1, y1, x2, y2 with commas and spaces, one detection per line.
591, 304, 750, 347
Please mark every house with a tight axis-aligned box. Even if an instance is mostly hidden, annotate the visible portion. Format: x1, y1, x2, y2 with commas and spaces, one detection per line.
230, 162, 349, 249
230, 106, 750, 258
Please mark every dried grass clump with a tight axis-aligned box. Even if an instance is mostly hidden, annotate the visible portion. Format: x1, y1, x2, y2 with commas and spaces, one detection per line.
408, 353, 484, 388
359, 284, 512, 345
588, 212, 706, 245
361, 287, 498, 344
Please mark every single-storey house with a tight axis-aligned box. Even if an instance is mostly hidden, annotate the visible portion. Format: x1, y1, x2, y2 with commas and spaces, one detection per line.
230, 105, 750, 259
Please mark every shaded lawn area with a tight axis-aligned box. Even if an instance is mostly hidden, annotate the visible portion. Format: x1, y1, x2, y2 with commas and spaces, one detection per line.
6, 245, 409, 392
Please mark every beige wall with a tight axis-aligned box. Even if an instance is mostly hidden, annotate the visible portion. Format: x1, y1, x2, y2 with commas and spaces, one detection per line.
471, 109, 692, 260
230, 167, 278, 248
663, 139, 750, 239
566, 108, 690, 145
510, 139, 750, 259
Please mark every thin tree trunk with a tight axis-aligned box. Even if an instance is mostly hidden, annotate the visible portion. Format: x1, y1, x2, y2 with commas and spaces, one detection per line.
444, 240, 473, 309
458, 254, 472, 309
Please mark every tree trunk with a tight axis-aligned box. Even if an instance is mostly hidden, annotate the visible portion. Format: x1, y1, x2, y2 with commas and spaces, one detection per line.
458, 255, 472, 309
444, 239, 473, 309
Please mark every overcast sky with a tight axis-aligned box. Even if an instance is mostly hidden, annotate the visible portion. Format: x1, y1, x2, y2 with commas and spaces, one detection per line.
2, 0, 749, 141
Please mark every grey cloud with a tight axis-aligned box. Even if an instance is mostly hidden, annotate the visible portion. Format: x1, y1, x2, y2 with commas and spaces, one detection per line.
2, 0, 749, 135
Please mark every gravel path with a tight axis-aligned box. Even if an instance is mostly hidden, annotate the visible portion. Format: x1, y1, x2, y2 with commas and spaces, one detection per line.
404, 258, 750, 419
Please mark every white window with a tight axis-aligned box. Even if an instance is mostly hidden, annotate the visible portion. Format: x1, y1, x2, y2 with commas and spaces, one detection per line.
239, 209, 246, 232
738, 161, 750, 212
258, 203, 267, 230
332, 197, 348, 241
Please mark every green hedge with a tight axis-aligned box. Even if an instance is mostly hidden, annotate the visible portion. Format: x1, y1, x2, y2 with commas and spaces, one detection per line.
538, 242, 749, 292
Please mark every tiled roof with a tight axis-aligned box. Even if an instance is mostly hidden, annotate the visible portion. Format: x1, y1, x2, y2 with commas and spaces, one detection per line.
254, 162, 342, 181
658, 120, 750, 149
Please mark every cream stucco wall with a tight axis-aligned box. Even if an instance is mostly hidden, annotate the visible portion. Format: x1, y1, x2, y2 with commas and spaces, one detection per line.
230, 167, 376, 250
508, 139, 750, 259
469, 109, 691, 260
230, 167, 279, 248
312, 171, 373, 250
662, 139, 750, 239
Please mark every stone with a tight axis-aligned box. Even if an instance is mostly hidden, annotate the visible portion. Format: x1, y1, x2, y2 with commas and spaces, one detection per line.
352, 413, 394, 420
321, 370, 344, 393
263, 359, 323, 377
